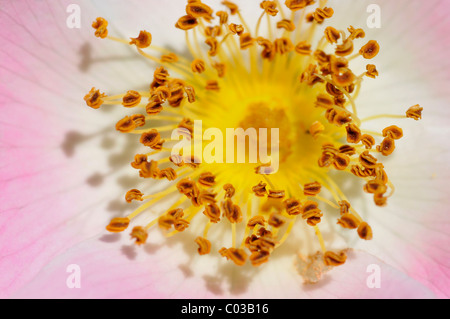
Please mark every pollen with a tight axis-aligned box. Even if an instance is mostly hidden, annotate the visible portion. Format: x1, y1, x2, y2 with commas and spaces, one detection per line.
86, 1, 422, 274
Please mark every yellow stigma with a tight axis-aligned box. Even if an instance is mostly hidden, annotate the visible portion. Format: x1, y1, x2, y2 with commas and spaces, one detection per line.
86, 0, 422, 277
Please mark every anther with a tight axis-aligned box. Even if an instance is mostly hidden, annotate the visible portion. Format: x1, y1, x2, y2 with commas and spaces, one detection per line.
374, 193, 387, 207
84, 88, 106, 109
363, 179, 387, 195
261, 1, 279, 16
129, 30, 152, 48
198, 190, 217, 205
318, 151, 335, 168
303, 181, 321, 196
301, 201, 322, 224
221, 1, 239, 15
348, 26, 365, 40
223, 184, 235, 198
277, 19, 295, 31
158, 215, 175, 230
323, 250, 347, 266
216, 11, 229, 24
212, 62, 226, 78
300, 64, 323, 86
382, 125, 403, 140
359, 40, 380, 59
249, 250, 270, 266
284, 0, 315, 11
295, 41, 312, 55
161, 53, 179, 63
374, 164, 388, 184
309, 121, 325, 139
365, 64, 378, 78
146, 99, 163, 115
178, 118, 194, 137
274, 38, 294, 54
376, 137, 395, 156
198, 172, 216, 187
252, 181, 267, 197
247, 216, 266, 228
268, 189, 285, 199
174, 219, 190, 232
168, 208, 184, 220
312, 7, 334, 24
350, 164, 374, 178
92, 17, 108, 38
332, 68, 356, 87
122, 90, 142, 107
335, 38, 354, 57
222, 199, 243, 223
175, 15, 198, 30
315, 93, 334, 109
240, 33, 254, 49
229, 23, 244, 36
205, 80, 220, 91
115, 114, 146, 133
257, 227, 273, 238
337, 213, 360, 229
360, 134, 375, 149
153, 86, 171, 103
326, 82, 343, 97
314, 50, 331, 64
158, 167, 177, 181
268, 213, 285, 228
285, 198, 301, 216
219, 247, 247, 266
184, 85, 196, 103
406, 104, 423, 120
177, 178, 200, 199
333, 153, 350, 170
338, 144, 356, 156
106, 217, 130, 233
153, 66, 170, 84
140, 129, 161, 149
359, 150, 378, 169
125, 189, 144, 203
257, 38, 276, 60
195, 237, 211, 255
205, 37, 219, 56
338, 200, 351, 215
131, 154, 148, 169
186, 2, 214, 19
203, 203, 221, 223
130, 226, 148, 246
324, 26, 340, 44
346, 123, 362, 143
138, 160, 160, 179
357, 222, 373, 240
330, 56, 349, 75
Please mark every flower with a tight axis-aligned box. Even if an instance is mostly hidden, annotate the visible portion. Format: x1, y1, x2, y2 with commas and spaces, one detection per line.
1, 0, 449, 299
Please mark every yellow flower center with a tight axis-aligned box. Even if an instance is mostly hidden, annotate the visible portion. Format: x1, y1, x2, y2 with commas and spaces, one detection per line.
85, 0, 423, 279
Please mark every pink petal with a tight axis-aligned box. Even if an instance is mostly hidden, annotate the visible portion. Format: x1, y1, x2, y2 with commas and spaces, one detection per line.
11, 235, 435, 298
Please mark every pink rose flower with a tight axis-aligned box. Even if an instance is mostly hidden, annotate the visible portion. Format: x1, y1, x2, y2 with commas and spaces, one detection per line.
1, 0, 449, 299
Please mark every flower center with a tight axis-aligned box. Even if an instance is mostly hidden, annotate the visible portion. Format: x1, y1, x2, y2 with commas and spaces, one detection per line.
239, 101, 292, 162
85, 0, 423, 281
